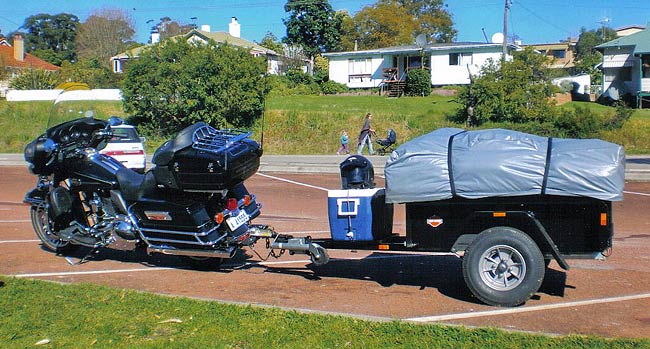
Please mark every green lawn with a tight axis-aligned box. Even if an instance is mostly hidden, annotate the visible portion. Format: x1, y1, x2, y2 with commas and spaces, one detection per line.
2, 95, 650, 154
1, 276, 647, 348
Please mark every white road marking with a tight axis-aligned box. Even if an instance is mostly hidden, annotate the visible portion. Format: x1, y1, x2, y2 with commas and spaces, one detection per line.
406, 293, 650, 323
12, 267, 174, 278
0, 239, 40, 244
0, 219, 30, 223
256, 172, 329, 191
623, 190, 650, 197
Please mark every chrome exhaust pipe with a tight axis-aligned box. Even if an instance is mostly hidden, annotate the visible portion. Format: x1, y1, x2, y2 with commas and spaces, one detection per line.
147, 245, 237, 259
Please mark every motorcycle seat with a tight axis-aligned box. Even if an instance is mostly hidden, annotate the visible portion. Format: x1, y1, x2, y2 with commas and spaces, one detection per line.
116, 168, 156, 202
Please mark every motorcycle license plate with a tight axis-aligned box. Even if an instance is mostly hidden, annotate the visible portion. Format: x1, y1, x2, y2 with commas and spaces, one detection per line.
226, 210, 249, 231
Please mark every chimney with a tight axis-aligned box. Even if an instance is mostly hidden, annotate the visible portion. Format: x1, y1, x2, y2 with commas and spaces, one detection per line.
201, 24, 211, 32
229, 17, 240, 38
151, 30, 160, 44
13, 34, 24, 62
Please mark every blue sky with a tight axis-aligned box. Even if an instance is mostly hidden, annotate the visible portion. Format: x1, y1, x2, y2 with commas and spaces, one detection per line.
1, 1, 649, 46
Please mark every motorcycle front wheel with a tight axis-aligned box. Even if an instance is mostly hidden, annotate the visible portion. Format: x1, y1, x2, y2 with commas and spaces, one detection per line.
30, 206, 77, 254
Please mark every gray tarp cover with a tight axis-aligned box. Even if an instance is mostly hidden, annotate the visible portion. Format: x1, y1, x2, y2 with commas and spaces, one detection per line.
384, 128, 625, 203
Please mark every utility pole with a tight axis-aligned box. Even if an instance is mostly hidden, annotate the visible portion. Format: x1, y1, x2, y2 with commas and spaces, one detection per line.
502, 0, 510, 57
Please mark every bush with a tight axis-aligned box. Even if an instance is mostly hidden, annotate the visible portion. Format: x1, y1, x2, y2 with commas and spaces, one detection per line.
320, 80, 348, 95
9, 69, 59, 90
405, 68, 431, 96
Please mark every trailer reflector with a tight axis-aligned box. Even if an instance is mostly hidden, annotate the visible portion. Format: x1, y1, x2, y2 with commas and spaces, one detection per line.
600, 213, 607, 226
378, 244, 390, 250
493, 212, 506, 217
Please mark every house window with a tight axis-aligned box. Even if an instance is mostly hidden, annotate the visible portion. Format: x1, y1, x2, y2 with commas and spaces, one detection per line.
348, 58, 372, 82
643, 55, 650, 78
620, 67, 632, 81
551, 50, 566, 59
449, 53, 460, 65
449, 52, 473, 66
113, 59, 121, 73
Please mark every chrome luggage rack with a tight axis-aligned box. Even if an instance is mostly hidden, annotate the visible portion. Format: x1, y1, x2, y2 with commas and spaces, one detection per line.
191, 125, 252, 155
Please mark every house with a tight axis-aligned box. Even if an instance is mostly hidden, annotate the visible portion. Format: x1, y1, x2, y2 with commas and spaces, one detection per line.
595, 27, 650, 108
322, 42, 517, 96
111, 18, 300, 75
523, 39, 577, 69
616, 25, 646, 37
0, 34, 60, 97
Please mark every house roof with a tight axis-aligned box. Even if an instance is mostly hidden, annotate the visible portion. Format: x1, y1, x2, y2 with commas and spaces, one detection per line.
0, 40, 59, 71
596, 27, 650, 54
323, 42, 517, 58
111, 29, 277, 60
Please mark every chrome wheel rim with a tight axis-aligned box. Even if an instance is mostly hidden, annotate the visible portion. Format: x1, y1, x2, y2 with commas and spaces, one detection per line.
478, 244, 526, 291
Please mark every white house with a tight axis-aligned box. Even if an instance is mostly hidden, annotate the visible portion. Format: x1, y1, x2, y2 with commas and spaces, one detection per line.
110, 18, 305, 75
323, 42, 517, 93
595, 27, 650, 107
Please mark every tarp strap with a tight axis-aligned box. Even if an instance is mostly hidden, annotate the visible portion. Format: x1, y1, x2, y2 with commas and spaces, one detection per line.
541, 137, 553, 195
447, 130, 466, 197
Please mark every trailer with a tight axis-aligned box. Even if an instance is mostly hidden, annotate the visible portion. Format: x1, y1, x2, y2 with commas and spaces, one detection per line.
250, 128, 625, 307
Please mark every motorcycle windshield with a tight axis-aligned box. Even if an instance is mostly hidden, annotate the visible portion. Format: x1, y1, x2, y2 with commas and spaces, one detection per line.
46, 90, 101, 132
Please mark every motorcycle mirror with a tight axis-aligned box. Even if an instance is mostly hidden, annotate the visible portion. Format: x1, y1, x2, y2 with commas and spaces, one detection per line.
108, 116, 124, 126
84, 110, 95, 118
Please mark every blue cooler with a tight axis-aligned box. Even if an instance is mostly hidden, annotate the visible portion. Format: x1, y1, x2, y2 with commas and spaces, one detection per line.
327, 188, 393, 241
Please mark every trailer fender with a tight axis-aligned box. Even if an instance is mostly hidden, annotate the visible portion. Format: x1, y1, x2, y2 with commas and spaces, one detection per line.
460, 211, 570, 270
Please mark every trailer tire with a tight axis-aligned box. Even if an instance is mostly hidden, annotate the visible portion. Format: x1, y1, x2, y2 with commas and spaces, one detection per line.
462, 226, 545, 307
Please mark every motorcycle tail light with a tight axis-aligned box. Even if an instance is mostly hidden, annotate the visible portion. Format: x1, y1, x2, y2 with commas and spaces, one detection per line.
215, 212, 224, 224
227, 198, 238, 211
243, 195, 251, 206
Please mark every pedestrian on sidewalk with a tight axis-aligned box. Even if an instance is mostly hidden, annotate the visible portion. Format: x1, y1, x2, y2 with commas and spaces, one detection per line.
337, 130, 350, 155
357, 112, 375, 155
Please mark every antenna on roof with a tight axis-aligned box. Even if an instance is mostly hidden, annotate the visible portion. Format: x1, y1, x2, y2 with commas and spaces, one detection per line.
414, 33, 427, 48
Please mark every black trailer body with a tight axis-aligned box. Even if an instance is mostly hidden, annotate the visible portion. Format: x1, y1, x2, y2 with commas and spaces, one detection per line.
405, 194, 613, 259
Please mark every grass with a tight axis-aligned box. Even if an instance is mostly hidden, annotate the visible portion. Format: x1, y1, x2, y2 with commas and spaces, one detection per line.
1, 276, 648, 348
2, 96, 650, 154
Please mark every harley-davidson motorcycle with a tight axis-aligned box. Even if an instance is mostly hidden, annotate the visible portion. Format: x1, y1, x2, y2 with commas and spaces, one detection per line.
23, 113, 328, 268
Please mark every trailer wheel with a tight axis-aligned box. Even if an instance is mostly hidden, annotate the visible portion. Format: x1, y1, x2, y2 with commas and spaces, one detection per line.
462, 227, 545, 307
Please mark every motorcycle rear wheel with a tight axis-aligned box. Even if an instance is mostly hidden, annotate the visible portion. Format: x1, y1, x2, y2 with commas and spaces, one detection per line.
30, 206, 77, 254
184, 256, 224, 270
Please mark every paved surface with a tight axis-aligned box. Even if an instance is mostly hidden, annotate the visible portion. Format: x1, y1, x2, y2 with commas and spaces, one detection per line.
1, 165, 650, 339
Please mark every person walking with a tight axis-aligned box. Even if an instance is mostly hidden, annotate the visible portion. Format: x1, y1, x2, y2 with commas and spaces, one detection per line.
337, 130, 350, 155
357, 112, 375, 155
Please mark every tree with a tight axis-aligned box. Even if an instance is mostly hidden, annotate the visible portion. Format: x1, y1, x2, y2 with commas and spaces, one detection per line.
258, 32, 284, 54
455, 47, 557, 126
336, 10, 357, 51
283, 0, 342, 59
574, 27, 617, 85
58, 58, 120, 89
353, 2, 416, 49
122, 40, 268, 136
380, 0, 456, 43
76, 8, 136, 66
19, 13, 79, 65
152, 17, 195, 41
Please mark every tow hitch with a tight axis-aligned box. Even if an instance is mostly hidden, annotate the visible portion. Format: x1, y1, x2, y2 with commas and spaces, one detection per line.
247, 225, 330, 266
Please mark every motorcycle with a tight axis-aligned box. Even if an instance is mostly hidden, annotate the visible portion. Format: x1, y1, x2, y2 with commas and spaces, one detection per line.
23, 111, 328, 268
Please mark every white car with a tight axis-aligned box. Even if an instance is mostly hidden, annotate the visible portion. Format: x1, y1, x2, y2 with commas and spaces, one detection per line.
101, 124, 147, 173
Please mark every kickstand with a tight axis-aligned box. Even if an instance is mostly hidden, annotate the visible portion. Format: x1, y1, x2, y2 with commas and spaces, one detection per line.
64, 248, 99, 265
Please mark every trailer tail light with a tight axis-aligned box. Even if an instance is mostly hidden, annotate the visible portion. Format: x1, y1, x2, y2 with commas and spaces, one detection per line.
215, 212, 224, 224
243, 195, 251, 206
493, 212, 506, 217
600, 213, 608, 226
227, 198, 238, 211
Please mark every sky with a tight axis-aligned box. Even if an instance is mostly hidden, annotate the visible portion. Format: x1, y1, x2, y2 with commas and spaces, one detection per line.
1, 1, 649, 46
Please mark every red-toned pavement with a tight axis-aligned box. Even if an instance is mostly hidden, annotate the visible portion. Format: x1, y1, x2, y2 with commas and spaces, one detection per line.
1, 166, 649, 339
